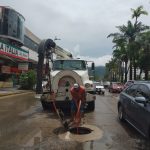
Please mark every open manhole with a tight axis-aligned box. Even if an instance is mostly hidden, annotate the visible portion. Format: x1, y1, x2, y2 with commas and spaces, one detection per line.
59, 124, 103, 142
69, 127, 92, 135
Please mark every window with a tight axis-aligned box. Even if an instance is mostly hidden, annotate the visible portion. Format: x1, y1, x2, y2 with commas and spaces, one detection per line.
53, 60, 86, 70
24, 35, 39, 51
137, 85, 150, 101
0, 7, 25, 45
125, 84, 139, 97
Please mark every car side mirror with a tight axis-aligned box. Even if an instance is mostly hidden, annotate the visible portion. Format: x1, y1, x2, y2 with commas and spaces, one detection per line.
135, 97, 147, 106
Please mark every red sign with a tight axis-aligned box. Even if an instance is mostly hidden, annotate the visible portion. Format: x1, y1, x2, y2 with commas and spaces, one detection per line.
11, 67, 22, 73
1, 66, 11, 74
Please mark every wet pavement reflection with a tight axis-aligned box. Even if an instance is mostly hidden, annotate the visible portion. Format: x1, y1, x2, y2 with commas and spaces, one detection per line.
0, 92, 150, 150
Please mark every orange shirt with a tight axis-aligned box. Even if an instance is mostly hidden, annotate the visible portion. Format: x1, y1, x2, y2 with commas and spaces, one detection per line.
70, 86, 86, 102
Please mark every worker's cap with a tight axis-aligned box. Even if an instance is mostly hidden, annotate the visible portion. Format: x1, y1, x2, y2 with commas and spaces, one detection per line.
73, 83, 80, 89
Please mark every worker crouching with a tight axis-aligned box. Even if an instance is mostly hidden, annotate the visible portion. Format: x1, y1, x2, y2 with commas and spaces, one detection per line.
70, 83, 86, 126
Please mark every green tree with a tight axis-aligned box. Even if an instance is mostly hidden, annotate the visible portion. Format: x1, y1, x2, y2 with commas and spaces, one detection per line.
136, 31, 150, 79
108, 34, 128, 82
108, 6, 149, 81
19, 70, 36, 90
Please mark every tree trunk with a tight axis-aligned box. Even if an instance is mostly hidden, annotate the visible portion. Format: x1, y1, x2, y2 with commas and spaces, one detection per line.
139, 68, 142, 80
125, 61, 128, 82
133, 62, 136, 80
129, 61, 132, 80
121, 62, 124, 83
145, 69, 148, 80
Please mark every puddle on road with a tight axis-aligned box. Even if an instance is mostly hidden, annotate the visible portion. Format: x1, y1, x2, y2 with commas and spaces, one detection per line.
57, 124, 103, 142
23, 130, 42, 147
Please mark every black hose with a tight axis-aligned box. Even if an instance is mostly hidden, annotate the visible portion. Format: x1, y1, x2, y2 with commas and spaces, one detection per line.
36, 39, 55, 94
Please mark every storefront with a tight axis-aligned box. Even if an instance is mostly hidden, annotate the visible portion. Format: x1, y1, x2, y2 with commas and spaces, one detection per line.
0, 6, 41, 88
0, 40, 29, 88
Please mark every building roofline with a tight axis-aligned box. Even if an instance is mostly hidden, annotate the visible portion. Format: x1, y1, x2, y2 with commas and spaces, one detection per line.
0, 6, 25, 20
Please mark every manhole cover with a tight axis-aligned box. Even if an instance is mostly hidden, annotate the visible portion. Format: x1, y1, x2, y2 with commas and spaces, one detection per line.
69, 127, 92, 135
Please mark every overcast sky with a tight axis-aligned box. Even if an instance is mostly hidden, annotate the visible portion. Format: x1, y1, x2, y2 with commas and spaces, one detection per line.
1, 0, 150, 66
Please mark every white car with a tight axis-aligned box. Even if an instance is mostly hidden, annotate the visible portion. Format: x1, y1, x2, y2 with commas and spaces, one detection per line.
96, 85, 105, 95
93, 82, 105, 95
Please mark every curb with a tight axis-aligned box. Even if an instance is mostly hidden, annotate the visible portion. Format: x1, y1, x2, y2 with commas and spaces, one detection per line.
0, 91, 34, 98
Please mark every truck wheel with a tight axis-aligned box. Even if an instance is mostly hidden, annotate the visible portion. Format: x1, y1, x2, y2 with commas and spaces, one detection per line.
41, 101, 48, 110
87, 101, 95, 111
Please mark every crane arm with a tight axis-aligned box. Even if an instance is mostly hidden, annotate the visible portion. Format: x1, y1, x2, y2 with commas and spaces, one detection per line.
55, 46, 72, 59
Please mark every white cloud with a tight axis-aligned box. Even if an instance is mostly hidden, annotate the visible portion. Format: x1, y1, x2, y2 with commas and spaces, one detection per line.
75, 55, 112, 66
71, 43, 112, 66
0, 0, 150, 59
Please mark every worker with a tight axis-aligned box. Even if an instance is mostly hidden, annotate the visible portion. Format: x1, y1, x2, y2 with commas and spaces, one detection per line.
70, 83, 86, 125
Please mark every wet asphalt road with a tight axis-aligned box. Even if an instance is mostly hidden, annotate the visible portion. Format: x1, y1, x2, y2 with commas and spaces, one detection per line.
0, 91, 150, 150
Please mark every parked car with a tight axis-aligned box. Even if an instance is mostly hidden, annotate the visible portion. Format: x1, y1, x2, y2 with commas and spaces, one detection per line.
124, 80, 135, 89
103, 81, 110, 89
109, 82, 124, 93
118, 82, 150, 138
93, 82, 105, 95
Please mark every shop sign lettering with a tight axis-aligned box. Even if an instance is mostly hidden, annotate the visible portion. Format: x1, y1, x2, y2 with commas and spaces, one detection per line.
0, 41, 29, 60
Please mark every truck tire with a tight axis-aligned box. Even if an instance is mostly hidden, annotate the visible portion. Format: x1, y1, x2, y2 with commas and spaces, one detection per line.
41, 100, 48, 110
87, 101, 95, 111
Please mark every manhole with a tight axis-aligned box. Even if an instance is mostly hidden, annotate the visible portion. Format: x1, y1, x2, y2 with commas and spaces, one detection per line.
58, 124, 103, 142
69, 127, 92, 135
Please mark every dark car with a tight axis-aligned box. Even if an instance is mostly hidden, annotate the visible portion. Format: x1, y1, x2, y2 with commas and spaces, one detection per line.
124, 80, 135, 89
109, 82, 124, 93
118, 82, 150, 138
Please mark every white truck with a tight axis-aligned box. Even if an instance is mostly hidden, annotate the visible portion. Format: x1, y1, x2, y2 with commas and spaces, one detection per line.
36, 39, 96, 112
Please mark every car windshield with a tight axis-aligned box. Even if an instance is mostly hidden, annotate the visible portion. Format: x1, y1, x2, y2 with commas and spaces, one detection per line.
112, 83, 123, 86
125, 81, 134, 86
94, 82, 103, 86
53, 60, 86, 70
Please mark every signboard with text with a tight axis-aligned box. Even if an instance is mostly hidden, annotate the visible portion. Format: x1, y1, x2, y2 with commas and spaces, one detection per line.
0, 41, 29, 61
18, 63, 28, 71
1, 66, 11, 74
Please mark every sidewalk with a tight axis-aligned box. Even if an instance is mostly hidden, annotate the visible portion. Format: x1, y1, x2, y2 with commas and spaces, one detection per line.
0, 87, 33, 97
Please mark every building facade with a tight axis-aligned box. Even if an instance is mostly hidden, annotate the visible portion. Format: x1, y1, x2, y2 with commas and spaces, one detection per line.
0, 6, 41, 88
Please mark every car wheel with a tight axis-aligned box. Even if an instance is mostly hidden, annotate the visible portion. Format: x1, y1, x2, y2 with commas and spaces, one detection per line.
118, 105, 124, 121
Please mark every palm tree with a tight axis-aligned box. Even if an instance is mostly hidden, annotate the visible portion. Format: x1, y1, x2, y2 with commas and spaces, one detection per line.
136, 31, 150, 79
105, 58, 119, 82
108, 32, 128, 82
131, 5, 149, 79
108, 6, 149, 80
131, 6, 148, 25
